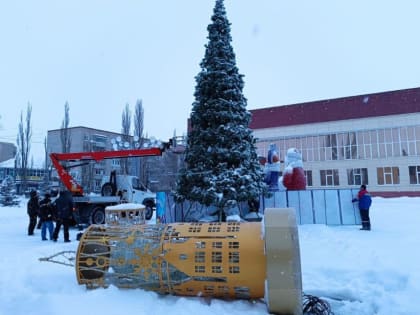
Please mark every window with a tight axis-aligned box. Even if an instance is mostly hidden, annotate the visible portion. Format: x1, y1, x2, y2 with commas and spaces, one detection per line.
304, 170, 313, 186
391, 128, 401, 158
208, 223, 221, 233
320, 169, 339, 186
228, 242, 239, 249
322, 134, 338, 161
407, 126, 417, 155
371, 130, 379, 158
195, 252, 205, 263
111, 159, 120, 167
211, 252, 222, 263
94, 180, 102, 191
362, 131, 372, 159
313, 136, 320, 161
344, 132, 357, 159
229, 266, 240, 274
377, 167, 400, 185
212, 266, 222, 273
229, 252, 240, 263
195, 241, 206, 249
195, 266, 205, 273
409, 166, 420, 184
416, 126, 420, 155
94, 169, 104, 175
347, 168, 368, 186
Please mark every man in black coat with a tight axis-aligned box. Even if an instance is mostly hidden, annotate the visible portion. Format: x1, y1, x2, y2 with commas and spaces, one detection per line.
27, 190, 39, 235
52, 190, 74, 242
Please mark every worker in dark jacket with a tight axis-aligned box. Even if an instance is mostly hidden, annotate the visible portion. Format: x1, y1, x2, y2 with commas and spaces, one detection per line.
39, 193, 55, 241
352, 184, 372, 231
52, 190, 74, 242
27, 190, 39, 235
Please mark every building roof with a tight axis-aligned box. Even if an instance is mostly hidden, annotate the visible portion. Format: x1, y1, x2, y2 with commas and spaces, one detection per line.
0, 158, 15, 168
48, 126, 126, 135
249, 87, 420, 129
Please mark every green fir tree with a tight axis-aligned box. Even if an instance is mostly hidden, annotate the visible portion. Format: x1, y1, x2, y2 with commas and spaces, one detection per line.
0, 176, 20, 207
175, 0, 266, 216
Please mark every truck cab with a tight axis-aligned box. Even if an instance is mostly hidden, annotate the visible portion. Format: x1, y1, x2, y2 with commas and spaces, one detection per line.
101, 172, 156, 220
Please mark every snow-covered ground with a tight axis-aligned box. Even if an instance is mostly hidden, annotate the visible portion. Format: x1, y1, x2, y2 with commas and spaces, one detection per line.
1, 196, 419, 315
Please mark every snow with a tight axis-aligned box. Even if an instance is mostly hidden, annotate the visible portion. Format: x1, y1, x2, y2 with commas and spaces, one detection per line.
1, 196, 420, 315
0, 158, 15, 168
105, 203, 145, 211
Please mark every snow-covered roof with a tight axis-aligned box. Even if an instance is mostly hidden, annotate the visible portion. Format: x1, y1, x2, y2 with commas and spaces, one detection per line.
0, 158, 15, 168
0, 158, 44, 169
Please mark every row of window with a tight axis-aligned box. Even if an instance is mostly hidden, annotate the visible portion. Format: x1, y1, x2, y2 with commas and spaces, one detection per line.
0, 167, 47, 181
258, 125, 420, 162
194, 251, 240, 263
305, 165, 420, 187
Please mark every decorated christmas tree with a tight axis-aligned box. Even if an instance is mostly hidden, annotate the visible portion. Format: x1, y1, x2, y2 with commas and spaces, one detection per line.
175, 0, 266, 219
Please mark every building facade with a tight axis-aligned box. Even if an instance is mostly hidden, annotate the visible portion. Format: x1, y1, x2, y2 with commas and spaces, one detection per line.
47, 127, 186, 193
47, 126, 136, 193
0, 142, 16, 163
249, 87, 420, 197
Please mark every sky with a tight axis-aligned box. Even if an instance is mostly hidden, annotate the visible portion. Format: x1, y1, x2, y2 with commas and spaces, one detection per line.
2, 0, 420, 165
1, 195, 420, 315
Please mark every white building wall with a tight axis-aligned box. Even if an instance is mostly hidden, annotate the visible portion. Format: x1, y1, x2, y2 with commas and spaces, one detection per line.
253, 113, 420, 196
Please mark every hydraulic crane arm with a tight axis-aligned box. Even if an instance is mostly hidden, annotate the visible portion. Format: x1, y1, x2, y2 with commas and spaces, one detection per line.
50, 147, 164, 196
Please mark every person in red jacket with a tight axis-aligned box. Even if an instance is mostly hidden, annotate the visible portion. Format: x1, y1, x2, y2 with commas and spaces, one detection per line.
352, 185, 372, 230
282, 148, 306, 190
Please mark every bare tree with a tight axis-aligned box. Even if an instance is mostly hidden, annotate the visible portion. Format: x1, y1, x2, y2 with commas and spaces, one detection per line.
133, 99, 145, 182
134, 100, 144, 145
16, 103, 32, 193
57, 102, 72, 190
44, 136, 49, 170
121, 103, 131, 174
39, 136, 51, 193
60, 101, 71, 153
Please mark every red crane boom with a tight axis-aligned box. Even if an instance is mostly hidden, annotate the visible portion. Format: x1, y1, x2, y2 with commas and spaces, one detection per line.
50, 147, 164, 196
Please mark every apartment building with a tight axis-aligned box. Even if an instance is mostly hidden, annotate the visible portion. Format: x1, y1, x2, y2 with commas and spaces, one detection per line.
47, 126, 133, 193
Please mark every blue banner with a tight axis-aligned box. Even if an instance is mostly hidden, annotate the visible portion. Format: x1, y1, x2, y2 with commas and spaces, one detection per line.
156, 191, 166, 223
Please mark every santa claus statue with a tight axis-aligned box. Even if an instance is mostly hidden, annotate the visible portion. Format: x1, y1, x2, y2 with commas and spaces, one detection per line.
282, 148, 306, 190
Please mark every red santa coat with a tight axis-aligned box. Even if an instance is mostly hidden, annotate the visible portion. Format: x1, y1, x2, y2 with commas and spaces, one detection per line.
283, 167, 306, 190
282, 148, 306, 190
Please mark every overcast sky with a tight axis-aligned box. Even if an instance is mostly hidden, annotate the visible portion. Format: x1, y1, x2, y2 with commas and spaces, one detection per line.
2, 0, 420, 165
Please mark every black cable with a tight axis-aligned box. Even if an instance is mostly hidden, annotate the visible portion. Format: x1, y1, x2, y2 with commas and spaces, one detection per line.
302, 293, 334, 315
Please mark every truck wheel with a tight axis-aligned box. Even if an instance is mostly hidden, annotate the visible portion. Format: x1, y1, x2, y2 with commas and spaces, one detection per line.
101, 183, 117, 196
144, 200, 154, 220
91, 207, 105, 224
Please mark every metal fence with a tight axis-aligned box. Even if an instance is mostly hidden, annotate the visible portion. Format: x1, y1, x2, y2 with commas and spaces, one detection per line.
157, 189, 362, 225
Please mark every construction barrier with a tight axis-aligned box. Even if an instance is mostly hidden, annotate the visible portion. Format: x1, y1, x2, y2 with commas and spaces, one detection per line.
161, 189, 361, 225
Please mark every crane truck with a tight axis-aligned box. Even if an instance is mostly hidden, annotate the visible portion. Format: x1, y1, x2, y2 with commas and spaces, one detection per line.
50, 143, 170, 226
